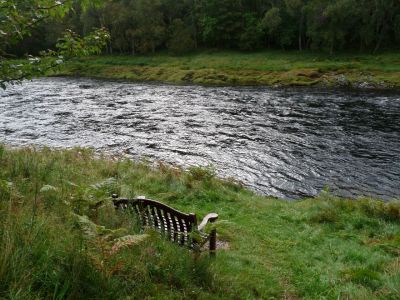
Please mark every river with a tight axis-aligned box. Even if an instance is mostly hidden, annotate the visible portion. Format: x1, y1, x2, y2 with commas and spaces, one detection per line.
1, 77, 399, 200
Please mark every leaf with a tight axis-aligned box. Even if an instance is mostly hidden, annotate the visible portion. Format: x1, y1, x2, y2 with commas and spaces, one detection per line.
109, 234, 149, 256
0, 180, 12, 190
40, 184, 57, 193
90, 177, 116, 190
72, 213, 105, 238
64, 180, 79, 187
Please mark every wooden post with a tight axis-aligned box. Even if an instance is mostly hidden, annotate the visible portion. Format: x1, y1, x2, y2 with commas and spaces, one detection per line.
209, 217, 217, 257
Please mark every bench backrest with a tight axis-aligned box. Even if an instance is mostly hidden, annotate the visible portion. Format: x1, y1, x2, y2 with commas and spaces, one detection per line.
113, 197, 198, 247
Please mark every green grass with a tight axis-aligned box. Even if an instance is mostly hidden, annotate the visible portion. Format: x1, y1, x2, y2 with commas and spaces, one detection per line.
0, 145, 400, 299
53, 50, 400, 88
81, 50, 400, 72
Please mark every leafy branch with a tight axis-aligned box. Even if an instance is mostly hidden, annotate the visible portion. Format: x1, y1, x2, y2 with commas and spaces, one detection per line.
0, 0, 110, 88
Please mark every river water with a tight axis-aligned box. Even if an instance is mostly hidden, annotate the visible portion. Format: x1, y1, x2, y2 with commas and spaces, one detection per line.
1, 77, 399, 200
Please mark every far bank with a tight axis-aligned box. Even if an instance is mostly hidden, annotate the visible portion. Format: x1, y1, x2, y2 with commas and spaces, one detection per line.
53, 51, 400, 90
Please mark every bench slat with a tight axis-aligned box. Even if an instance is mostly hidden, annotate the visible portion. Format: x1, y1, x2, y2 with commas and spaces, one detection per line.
113, 196, 217, 254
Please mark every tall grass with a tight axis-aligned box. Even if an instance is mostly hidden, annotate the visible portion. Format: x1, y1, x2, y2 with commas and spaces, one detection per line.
0, 145, 399, 299
0, 146, 214, 299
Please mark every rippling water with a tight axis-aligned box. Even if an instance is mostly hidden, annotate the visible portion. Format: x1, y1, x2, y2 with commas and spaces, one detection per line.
1, 77, 400, 200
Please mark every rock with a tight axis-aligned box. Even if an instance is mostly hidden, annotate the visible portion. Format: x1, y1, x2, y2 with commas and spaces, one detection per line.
336, 74, 350, 86
357, 81, 375, 89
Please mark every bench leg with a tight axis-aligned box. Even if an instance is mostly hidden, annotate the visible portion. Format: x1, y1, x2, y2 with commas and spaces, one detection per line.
209, 228, 216, 257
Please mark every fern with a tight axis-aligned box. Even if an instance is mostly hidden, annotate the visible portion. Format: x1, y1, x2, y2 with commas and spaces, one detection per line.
109, 234, 149, 256
39, 184, 57, 193
90, 177, 116, 190
73, 213, 104, 238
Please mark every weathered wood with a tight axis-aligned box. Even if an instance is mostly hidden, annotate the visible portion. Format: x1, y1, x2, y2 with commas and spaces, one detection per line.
198, 213, 218, 231
209, 228, 217, 257
112, 194, 218, 255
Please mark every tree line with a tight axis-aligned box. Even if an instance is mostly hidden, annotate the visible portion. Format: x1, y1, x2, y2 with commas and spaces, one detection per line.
9, 0, 400, 56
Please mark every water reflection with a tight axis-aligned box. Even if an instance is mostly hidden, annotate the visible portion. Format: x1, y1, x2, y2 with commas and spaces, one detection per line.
1, 77, 399, 200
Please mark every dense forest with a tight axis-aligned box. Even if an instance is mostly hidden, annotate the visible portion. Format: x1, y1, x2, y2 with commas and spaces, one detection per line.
9, 0, 400, 56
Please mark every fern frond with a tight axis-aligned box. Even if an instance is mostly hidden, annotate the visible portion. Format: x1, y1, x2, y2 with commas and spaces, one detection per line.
39, 184, 57, 193
109, 234, 149, 256
90, 177, 116, 190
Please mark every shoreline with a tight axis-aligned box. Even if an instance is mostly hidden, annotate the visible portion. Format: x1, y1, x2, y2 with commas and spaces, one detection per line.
1, 143, 398, 202
52, 52, 400, 91
49, 73, 400, 95
53, 67, 400, 91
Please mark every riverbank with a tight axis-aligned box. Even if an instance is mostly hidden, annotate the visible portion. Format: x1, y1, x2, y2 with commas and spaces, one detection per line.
53, 51, 400, 89
1, 146, 399, 299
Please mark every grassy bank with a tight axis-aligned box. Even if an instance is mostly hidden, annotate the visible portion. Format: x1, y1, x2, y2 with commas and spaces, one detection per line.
0, 146, 399, 299
53, 51, 400, 89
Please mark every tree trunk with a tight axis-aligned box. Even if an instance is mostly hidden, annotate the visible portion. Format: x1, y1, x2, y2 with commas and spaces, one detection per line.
298, 14, 304, 51
373, 32, 383, 54
374, 22, 387, 54
298, 33, 302, 51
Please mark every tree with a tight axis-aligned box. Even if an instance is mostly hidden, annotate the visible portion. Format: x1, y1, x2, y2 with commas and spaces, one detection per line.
100, 0, 135, 54
395, 14, 400, 42
2, 0, 400, 56
369, 0, 399, 53
167, 19, 196, 54
239, 13, 262, 51
260, 7, 282, 48
306, 0, 361, 53
284, 0, 306, 50
0, 0, 109, 89
131, 0, 166, 54
198, 0, 243, 48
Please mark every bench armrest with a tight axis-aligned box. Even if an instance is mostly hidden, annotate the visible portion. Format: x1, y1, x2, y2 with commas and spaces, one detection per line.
198, 213, 218, 231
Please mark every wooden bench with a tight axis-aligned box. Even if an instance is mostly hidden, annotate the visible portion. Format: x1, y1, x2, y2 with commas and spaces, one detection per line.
112, 195, 219, 255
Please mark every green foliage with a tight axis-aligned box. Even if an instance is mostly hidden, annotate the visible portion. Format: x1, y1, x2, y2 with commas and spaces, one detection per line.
342, 267, 382, 289
0, 147, 214, 299
0, 146, 399, 299
239, 13, 262, 51
188, 165, 216, 182
130, 0, 166, 54
56, 28, 110, 58
7, 0, 400, 55
261, 7, 282, 36
0, 0, 109, 88
167, 19, 196, 54
198, 0, 243, 48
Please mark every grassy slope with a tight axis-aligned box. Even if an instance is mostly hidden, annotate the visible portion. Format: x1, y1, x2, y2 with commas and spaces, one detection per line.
54, 50, 400, 89
0, 146, 399, 299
